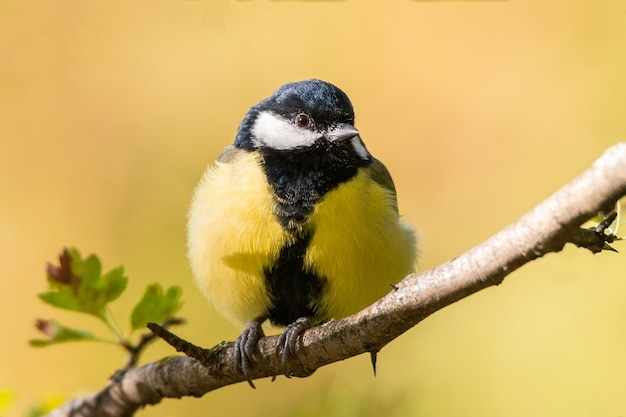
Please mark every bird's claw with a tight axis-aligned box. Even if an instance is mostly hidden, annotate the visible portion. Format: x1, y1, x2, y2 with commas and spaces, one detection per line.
277, 316, 314, 377
234, 319, 265, 388
234, 316, 315, 386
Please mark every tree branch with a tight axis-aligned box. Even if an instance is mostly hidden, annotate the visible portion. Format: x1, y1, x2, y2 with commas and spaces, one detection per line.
46, 142, 626, 417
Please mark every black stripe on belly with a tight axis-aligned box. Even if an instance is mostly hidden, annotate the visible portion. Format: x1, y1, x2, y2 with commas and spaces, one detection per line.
264, 232, 326, 326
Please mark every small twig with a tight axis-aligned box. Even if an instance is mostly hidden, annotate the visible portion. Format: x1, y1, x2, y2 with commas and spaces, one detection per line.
121, 318, 186, 369
596, 209, 618, 233
146, 322, 225, 368
568, 210, 619, 253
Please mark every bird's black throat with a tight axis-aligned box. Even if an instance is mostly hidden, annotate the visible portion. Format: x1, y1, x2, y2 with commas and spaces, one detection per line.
260, 141, 369, 231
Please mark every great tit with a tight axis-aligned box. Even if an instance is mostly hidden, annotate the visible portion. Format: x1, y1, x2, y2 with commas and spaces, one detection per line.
187, 79, 417, 386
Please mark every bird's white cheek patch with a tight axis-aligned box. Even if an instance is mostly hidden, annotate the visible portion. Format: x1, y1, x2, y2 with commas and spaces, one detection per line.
251, 112, 320, 150
351, 136, 371, 160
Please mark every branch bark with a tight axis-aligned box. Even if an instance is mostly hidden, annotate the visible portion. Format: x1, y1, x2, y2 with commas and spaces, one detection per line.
47, 142, 626, 417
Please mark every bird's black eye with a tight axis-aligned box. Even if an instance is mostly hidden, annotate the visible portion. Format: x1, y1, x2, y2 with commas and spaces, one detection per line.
295, 113, 311, 128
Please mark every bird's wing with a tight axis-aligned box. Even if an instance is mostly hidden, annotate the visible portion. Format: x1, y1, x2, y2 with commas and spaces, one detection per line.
216, 145, 240, 163
369, 158, 399, 213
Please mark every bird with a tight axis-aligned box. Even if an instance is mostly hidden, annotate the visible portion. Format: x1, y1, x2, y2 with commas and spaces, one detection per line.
187, 79, 417, 387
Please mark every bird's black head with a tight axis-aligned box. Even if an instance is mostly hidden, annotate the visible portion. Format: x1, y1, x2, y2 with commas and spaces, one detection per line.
234, 79, 370, 161
265, 78, 355, 128
232, 79, 374, 230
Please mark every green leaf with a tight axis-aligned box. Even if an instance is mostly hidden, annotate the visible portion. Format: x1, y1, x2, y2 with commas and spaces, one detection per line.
29, 319, 98, 347
130, 284, 183, 331
40, 248, 128, 321
98, 266, 128, 303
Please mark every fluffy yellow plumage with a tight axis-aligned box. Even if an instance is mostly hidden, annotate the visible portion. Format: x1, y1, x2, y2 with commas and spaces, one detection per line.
188, 150, 416, 327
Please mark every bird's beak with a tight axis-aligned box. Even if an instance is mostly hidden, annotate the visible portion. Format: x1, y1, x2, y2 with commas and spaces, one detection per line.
327, 123, 360, 142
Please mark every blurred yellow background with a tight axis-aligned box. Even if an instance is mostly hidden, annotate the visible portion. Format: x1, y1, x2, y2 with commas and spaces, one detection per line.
1, 1, 626, 416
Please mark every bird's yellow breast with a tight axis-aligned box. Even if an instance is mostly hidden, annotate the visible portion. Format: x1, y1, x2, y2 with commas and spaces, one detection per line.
305, 168, 416, 319
187, 150, 416, 327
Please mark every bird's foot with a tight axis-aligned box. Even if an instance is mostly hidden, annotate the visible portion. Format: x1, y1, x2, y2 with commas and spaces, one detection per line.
276, 316, 315, 377
234, 318, 266, 389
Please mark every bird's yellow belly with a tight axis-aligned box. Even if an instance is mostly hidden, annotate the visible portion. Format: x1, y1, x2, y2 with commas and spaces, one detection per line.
187, 152, 288, 325
306, 169, 417, 319
187, 151, 416, 327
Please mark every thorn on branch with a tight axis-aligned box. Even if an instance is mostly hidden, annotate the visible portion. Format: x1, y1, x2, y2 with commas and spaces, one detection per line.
370, 350, 378, 376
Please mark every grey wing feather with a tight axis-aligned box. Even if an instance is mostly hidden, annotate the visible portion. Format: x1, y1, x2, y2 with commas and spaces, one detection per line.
217, 145, 240, 163
369, 158, 399, 213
